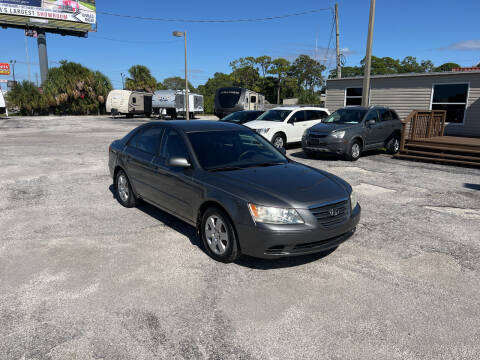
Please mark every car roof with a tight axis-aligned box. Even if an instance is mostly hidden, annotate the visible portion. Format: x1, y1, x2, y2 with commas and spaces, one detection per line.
341, 106, 391, 111
270, 106, 328, 111
146, 120, 245, 133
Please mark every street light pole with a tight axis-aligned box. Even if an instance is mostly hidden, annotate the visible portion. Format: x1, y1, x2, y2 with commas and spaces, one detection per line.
121, 73, 125, 90
362, 0, 376, 107
173, 31, 189, 120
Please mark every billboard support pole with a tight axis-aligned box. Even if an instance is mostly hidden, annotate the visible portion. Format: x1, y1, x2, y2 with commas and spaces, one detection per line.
37, 29, 48, 85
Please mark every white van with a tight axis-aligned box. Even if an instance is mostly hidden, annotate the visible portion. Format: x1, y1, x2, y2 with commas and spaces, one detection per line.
244, 107, 330, 148
0, 91, 6, 115
106, 90, 153, 118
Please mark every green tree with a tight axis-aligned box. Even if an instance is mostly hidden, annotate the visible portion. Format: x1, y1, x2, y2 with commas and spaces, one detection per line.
268, 58, 292, 104
434, 62, 460, 72
230, 57, 260, 90
161, 76, 196, 92
291, 55, 325, 94
477, 62, 480, 67
125, 65, 157, 92
42, 61, 112, 115
6, 81, 47, 115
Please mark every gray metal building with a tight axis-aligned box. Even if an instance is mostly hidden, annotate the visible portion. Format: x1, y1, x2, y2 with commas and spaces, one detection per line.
326, 71, 480, 137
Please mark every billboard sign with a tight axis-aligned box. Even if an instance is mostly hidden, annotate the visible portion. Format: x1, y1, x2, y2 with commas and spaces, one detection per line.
0, 0, 96, 33
0, 63, 11, 76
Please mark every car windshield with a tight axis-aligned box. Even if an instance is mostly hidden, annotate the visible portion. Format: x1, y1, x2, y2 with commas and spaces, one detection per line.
323, 109, 367, 124
256, 109, 292, 122
188, 130, 288, 171
222, 111, 260, 123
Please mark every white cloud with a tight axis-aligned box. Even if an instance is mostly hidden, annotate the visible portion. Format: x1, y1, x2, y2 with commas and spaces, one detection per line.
439, 40, 480, 51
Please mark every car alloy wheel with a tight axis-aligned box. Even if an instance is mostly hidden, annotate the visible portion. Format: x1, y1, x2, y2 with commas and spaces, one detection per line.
204, 215, 229, 255
117, 173, 129, 202
351, 143, 361, 159
273, 136, 284, 149
393, 138, 400, 152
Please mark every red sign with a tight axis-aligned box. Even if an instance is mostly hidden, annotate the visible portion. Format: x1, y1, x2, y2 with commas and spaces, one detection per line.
0, 63, 10, 76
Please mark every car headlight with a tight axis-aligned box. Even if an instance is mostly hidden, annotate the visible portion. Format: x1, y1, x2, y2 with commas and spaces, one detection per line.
350, 188, 358, 211
248, 204, 304, 224
255, 128, 270, 135
331, 130, 346, 139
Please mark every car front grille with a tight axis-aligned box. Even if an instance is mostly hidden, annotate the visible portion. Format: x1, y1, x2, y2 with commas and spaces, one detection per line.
310, 200, 349, 229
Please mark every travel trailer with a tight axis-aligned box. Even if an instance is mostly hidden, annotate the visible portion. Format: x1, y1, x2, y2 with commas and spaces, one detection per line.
0, 91, 6, 115
214, 87, 266, 119
106, 90, 153, 118
152, 90, 204, 119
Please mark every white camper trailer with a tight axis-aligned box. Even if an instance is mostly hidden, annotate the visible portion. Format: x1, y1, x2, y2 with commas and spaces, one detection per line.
106, 90, 153, 118
0, 91, 6, 115
152, 90, 204, 119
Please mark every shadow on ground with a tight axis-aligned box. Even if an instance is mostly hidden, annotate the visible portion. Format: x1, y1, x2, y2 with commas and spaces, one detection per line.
108, 184, 336, 270
289, 148, 386, 162
464, 183, 480, 191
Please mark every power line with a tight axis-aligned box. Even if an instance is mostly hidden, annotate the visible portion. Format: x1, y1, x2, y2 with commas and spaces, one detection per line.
89, 35, 177, 45
97, 8, 332, 23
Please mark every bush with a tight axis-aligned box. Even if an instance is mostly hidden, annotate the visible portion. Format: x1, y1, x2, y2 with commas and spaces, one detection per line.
6, 81, 47, 115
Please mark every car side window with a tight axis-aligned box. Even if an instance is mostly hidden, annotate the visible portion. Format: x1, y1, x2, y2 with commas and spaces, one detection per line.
365, 110, 380, 123
129, 126, 164, 154
378, 108, 393, 122
161, 129, 189, 159
306, 110, 328, 121
290, 110, 306, 123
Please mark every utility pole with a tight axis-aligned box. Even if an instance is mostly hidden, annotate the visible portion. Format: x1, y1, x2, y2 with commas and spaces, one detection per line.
335, 3, 341, 79
362, 0, 376, 107
25, 35, 31, 82
183, 31, 189, 121
37, 30, 49, 85
121, 73, 125, 89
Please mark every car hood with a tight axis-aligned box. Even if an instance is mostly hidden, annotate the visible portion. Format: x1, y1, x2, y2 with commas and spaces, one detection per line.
201, 162, 350, 208
243, 120, 284, 129
309, 123, 359, 132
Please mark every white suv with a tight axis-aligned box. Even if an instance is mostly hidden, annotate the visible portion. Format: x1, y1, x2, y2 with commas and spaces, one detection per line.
244, 107, 330, 148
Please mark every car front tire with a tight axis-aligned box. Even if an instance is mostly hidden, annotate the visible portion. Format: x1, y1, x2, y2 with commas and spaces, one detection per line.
115, 170, 138, 208
201, 207, 240, 263
271, 133, 286, 149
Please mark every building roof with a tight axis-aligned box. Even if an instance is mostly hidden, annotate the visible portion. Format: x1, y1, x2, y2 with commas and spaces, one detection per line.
327, 70, 480, 82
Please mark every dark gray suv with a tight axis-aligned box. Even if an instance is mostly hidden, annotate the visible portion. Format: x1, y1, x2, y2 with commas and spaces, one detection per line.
109, 121, 361, 263
302, 106, 402, 161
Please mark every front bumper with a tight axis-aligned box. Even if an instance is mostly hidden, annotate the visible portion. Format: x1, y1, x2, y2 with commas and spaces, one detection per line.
301, 137, 348, 155
236, 204, 361, 259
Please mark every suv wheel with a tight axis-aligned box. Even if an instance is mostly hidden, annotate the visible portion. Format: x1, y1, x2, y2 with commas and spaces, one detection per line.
271, 133, 286, 149
346, 140, 362, 161
115, 170, 138, 208
201, 207, 240, 263
386, 136, 401, 154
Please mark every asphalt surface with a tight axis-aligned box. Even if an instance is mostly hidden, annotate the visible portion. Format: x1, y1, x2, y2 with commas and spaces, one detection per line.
1, 115, 479, 360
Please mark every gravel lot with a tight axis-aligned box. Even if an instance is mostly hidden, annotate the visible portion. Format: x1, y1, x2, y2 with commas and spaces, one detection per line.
1, 115, 479, 360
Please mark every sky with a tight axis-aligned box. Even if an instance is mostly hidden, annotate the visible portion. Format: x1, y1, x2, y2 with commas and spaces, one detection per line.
0, 0, 479, 89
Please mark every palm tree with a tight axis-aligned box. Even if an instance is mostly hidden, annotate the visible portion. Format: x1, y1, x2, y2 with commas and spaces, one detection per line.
125, 65, 157, 92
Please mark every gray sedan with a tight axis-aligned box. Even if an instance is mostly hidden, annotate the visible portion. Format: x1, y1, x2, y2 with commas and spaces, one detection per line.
109, 121, 361, 263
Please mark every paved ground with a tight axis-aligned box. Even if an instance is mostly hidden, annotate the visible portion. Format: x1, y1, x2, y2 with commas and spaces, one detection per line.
1, 115, 479, 360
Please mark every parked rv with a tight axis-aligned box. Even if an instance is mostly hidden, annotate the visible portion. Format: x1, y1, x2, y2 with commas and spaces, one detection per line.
106, 90, 153, 118
214, 87, 265, 119
152, 90, 204, 119
0, 91, 6, 115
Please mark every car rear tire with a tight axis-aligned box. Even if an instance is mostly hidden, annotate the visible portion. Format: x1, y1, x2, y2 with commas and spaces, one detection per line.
271, 133, 286, 149
201, 207, 240, 263
115, 170, 138, 208
346, 140, 361, 161
386, 135, 401, 154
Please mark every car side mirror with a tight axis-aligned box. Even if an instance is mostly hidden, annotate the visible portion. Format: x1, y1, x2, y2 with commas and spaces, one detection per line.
367, 119, 376, 126
168, 157, 191, 168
